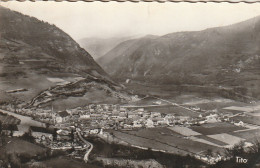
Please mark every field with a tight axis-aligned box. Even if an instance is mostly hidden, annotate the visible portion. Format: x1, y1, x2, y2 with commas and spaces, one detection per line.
0, 72, 82, 103
231, 115, 260, 126
140, 105, 200, 117
0, 112, 20, 125
190, 122, 246, 135
223, 105, 260, 113
0, 137, 47, 157
51, 88, 121, 111
168, 126, 201, 136
207, 133, 245, 147
107, 119, 258, 156
110, 128, 223, 155
39, 157, 99, 168
124, 96, 170, 106
229, 129, 260, 140
248, 110, 260, 117
194, 135, 228, 146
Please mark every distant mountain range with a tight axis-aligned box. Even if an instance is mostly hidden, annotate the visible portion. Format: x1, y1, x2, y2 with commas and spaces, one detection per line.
97, 17, 260, 98
78, 37, 132, 59
0, 6, 132, 107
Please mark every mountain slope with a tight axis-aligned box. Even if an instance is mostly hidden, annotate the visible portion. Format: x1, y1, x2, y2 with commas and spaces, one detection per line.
0, 6, 107, 77
98, 17, 260, 98
0, 6, 132, 107
97, 35, 159, 72
78, 37, 131, 60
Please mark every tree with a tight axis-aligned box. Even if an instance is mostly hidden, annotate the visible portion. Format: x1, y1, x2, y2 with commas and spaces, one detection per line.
53, 128, 57, 141
206, 149, 213, 158
70, 129, 74, 141
0, 121, 2, 135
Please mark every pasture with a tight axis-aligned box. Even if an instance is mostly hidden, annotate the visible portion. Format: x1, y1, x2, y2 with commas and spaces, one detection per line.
168, 126, 201, 136
230, 129, 260, 140
0, 137, 47, 157
111, 128, 222, 155
190, 122, 246, 135
207, 133, 245, 147
223, 105, 260, 113
231, 116, 260, 126
40, 157, 98, 168
142, 105, 199, 117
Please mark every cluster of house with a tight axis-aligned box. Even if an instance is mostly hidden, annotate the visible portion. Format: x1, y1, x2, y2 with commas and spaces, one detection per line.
40, 104, 238, 131
53, 105, 191, 130
1, 103, 243, 135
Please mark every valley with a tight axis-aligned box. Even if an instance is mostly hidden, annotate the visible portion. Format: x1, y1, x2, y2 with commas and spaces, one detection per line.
1, 4, 260, 168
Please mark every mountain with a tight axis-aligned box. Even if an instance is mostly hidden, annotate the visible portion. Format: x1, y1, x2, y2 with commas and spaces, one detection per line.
97, 35, 159, 68
98, 17, 260, 99
78, 37, 131, 59
0, 6, 132, 108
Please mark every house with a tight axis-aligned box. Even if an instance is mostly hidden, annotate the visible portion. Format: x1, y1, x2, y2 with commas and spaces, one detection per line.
151, 112, 161, 118
153, 101, 162, 105
80, 114, 91, 119
145, 119, 154, 128
89, 129, 100, 134
56, 111, 70, 123
120, 107, 126, 112
30, 126, 54, 141
137, 108, 145, 112
234, 121, 244, 127
1, 124, 19, 136
157, 118, 169, 126
133, 121, 142, 128
206, 114, 218, 123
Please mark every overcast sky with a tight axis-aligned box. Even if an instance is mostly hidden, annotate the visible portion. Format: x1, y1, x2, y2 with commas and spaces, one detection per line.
2, 1, 260, 41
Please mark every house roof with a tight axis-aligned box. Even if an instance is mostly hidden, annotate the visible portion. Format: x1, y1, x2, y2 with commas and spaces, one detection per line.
30, 126, 55, 134
58, 111, 70, 117
2, 124, 18, 131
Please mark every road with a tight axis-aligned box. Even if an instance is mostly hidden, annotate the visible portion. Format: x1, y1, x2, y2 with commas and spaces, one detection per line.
76, 131, 93, 163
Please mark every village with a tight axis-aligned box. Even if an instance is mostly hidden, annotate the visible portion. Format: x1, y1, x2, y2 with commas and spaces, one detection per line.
0, 102, 249, 164
1, 102, 244, 132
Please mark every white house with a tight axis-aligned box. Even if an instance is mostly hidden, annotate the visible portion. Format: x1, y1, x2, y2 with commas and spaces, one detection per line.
234, 121, 244, 127
145, 119, 154, 128
206, 114, 218, 123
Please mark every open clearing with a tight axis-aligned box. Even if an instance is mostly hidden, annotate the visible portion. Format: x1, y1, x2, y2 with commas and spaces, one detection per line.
223, 105, 260, 113
51, 88, 121, 111
142, 105, 199, 117
110, 128, 221, 155
248, 111, 260, 117
40, 157, 98, 168
194, 135, 228, 146
168, 126, 201, 136
0, 137, 47, 157
207, 133, 245, 147
229, 129, 260, 140
231, 116, 260, 126
190, 122, 246, 135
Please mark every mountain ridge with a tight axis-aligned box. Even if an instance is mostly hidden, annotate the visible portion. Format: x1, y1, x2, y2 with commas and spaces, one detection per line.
0, 6, 132, 107
98, 15, 260, 99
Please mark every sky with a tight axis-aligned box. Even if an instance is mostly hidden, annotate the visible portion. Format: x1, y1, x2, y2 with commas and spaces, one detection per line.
2, 1, 260, 41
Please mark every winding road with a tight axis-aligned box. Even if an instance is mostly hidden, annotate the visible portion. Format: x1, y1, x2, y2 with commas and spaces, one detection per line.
76, 131, 93, 163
